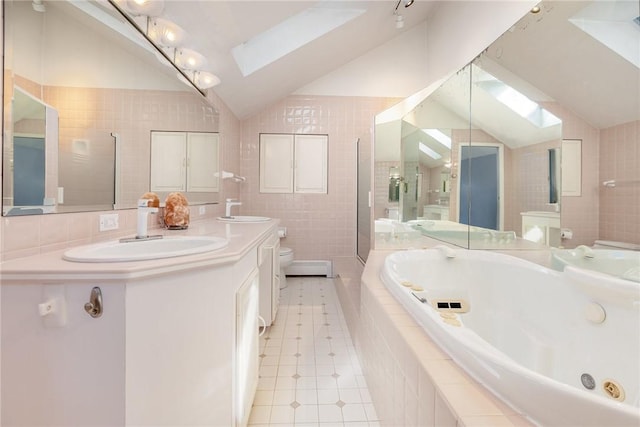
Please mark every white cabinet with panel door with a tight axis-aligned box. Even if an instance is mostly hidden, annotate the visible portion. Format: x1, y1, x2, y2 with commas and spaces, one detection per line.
259, 133, 327, 194
150, 131, 219, 193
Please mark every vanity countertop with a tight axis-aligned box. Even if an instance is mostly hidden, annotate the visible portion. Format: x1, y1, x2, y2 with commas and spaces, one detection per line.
0, 218, 279, 282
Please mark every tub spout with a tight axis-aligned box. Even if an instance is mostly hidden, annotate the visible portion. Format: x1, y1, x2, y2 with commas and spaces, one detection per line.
434, 244, 456, 259
576, 245, 595, 259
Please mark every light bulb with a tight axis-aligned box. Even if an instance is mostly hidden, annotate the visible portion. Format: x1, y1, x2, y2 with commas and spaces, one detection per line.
148, 17, 185, 47
175, 48, 207, 70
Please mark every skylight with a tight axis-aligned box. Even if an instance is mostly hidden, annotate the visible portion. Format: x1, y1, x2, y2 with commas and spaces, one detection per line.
231, 1, 366, 76
569, 1, 640, 68
473, 65, 561, 128
419, 142, 442, 160
422, 129, 451, 149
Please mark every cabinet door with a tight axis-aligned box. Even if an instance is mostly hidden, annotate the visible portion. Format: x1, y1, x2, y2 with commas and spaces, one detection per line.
150, 131, 187, 192
260, 134, 294, 193
294, 134, 328, 193
187, 132, 219, 192
562, 139, 582, 197
236, 268, 259, 427
1, 283, 125, 426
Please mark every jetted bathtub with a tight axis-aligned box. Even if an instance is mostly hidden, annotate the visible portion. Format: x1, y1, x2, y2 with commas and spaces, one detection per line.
552, 247, 640, 282
381, 247, 640, 426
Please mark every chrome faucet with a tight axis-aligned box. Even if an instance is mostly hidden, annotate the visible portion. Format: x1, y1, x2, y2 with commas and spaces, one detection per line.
225, 198, 242, 217
136, 199, 159, 239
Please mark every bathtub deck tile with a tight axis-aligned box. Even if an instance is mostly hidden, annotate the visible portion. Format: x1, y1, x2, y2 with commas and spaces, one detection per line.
422, 359, 474, 386
438, 383, 505, 417
459, 414, 534, 427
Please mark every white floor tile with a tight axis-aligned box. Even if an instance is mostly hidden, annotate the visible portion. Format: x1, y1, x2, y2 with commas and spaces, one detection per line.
249, 277, 377, 427
342, 403, 368, 422
270, 405, 295, 424
318, 404, 343, 423
295, 404, 319, 423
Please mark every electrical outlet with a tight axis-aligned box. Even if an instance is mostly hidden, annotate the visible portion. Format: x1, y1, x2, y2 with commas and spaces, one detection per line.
99, 213, 119, 231
199, 206, 206, 215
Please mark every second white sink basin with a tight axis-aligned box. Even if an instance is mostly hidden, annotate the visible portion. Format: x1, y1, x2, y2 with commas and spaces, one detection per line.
217, 216, 271, 223
63, 236, 229, 263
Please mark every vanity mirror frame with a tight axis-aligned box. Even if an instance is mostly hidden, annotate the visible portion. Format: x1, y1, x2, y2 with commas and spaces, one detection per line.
2, 0, 221, 217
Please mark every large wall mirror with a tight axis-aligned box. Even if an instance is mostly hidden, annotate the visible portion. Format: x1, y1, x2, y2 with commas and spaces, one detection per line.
2, 0, 220, 216
371, 0, 639, 252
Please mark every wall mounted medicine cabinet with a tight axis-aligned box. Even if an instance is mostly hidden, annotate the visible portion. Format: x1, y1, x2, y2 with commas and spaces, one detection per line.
259, 133, 328, 194
150, 131, 220, 197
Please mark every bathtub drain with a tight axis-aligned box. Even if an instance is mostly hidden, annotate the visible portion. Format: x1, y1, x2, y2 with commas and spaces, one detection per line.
580, 373, 595, 390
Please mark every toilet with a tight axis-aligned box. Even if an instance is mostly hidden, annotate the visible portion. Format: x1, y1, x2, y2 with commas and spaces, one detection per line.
278, 227, 294, 289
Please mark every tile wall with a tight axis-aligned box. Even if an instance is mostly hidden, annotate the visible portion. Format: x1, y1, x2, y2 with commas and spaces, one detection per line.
599, 120, 639, 244
239, 95, 398, 263
544, 102, 601, 248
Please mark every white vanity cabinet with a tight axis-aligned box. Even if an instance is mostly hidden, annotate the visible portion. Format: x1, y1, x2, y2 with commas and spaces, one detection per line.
521, 211, 561, 247
0, 223, 276, 427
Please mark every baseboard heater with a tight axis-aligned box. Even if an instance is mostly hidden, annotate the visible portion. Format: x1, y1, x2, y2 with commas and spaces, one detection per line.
284, 260, 333, 278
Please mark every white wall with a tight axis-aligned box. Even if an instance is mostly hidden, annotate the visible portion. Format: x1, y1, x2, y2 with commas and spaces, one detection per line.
297, 1, 537, 101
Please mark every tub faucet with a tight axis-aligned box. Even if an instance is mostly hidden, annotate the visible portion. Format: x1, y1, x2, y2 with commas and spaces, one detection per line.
434, 244, 456, 259
136, 199, 158, 239
576, 245, 595, 259
225, 198, 242, 217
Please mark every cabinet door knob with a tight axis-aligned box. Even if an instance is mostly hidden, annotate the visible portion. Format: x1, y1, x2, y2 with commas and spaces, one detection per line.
84, 287, 103, 318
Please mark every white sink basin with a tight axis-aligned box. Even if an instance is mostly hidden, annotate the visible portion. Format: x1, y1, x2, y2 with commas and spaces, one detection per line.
217, 216, 271, 223
63, 236, 229, 263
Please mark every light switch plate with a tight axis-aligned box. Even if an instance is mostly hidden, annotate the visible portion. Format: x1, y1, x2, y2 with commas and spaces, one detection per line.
99, 213, 119, 231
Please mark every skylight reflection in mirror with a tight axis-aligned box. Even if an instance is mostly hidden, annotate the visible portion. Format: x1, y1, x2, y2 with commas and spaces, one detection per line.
421, 128, 452, 149
473, 65, 561, 129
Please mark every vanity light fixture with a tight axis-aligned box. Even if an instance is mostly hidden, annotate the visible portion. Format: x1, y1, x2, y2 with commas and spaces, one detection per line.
119, 0, 164, 17
177, 70, 221, 90
174, 48, 208, 70
147, 17, 186, 47
194, 71, 221, 89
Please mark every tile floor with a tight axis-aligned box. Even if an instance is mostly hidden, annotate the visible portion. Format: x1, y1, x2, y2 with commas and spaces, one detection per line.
248, 276, 379, 427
